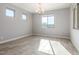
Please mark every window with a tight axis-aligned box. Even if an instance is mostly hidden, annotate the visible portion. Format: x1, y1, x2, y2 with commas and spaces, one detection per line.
6, 8, 15, 17
42, 15, 54, 28
22, 14, 26, 20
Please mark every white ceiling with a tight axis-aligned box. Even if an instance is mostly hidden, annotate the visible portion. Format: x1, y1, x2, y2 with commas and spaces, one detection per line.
12, 3, 71, 13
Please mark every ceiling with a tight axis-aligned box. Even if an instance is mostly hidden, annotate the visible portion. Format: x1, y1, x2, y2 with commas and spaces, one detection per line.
12, 3, 71, 13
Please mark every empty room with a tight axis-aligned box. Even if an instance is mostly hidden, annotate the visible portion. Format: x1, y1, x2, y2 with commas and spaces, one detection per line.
0, 3, 79, 55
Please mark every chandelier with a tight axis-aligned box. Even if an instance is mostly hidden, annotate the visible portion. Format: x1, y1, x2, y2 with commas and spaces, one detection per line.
36, 3, 44, 14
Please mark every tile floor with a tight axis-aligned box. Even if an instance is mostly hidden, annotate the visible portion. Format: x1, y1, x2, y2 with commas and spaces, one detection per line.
0, 35, 78, 55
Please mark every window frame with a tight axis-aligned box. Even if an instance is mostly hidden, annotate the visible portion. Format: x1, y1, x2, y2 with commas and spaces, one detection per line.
42, 15, 55, 28
5, 8, 15, 18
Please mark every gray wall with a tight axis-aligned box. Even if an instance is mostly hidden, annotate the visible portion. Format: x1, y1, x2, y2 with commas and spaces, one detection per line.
32, 8, 70, 39
70, 4, 79, 52
0, 3, 32, 42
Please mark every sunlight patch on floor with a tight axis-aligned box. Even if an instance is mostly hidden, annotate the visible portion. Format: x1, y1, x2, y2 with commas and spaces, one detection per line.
38, 38, 71, 55
38, 39, 53, 55
50, 41, 71, 55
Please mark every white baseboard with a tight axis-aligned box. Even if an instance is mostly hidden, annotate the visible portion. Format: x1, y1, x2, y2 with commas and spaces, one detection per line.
0, 34, 32, 44
0, 33, 69, 44
33, 34, 70, 39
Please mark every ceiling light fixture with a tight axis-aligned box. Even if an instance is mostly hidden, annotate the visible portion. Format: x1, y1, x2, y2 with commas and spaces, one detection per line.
36, 3, 44, 14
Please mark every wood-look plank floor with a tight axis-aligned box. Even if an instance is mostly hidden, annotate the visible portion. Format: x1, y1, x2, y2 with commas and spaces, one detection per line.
0, 35, 78, 55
